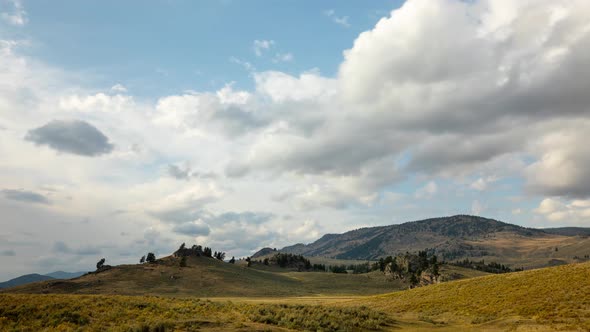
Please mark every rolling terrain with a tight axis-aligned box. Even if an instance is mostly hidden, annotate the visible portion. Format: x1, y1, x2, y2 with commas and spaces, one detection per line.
2, 254, 486, 297
1, 262, 588, 331
277, 215, 590, 268
350, 261, 590, 331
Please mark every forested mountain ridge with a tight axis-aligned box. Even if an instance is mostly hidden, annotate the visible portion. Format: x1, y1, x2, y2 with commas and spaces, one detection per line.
277, 215, 590, 267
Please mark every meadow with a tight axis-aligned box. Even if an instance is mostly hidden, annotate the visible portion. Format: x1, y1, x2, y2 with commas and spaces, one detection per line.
0, 293, 394, 331
2, 261, 589, 331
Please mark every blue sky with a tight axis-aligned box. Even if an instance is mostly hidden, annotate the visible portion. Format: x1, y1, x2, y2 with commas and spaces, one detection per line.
15, 1, 402, 96
1, 0, 589, 279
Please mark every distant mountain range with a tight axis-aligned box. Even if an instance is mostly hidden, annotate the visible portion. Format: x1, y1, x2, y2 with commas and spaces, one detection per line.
269, 215, 590, 268
0, 271, 86, 289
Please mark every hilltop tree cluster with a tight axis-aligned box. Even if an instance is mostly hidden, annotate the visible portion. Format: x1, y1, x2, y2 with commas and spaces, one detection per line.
374, 250, 440, 287
451, 259, 523, 274
250, 254, 373, 274
271, 253, 312, 271
173, 243, 226, 267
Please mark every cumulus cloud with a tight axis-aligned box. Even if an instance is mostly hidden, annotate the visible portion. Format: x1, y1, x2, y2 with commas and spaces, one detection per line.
1, 189, 50, 204
3, 0, 590, 277
153, 84, 266, 137
272, 158, 401, 209
59, 93, 134, 113
25, 120, 114, 156
525, 126, 590, 198
226, 0, 590, 201
535, 198, 590, 224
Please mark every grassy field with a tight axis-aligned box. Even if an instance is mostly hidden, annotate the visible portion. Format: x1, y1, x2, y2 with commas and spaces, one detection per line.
1, 262, 588, 331
0, 294, 394, 331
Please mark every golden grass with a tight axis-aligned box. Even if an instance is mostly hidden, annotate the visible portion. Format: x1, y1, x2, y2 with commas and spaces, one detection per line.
0, 294, 395, 331
4, 258, 589, 331
351, 261, 590, 331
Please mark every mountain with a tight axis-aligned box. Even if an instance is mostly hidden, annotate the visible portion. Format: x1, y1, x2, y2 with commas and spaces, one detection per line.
44, 271, 87, 279
0, 274, 54, 289
0, 271, 87, 289
541, 227, 590, 237
250, 247, 277, 258
277, 215, 590, 267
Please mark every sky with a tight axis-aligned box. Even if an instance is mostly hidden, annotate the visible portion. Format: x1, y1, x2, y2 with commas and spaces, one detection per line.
1, 0, 589, 280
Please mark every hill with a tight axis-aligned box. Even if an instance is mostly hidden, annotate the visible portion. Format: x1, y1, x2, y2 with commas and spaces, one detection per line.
2, 253, 487, 297
349, 261, 590, 330
0, 274, 54, 289
276, 215, 590, 268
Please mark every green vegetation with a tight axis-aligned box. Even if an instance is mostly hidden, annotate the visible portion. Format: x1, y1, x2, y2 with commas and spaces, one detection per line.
451, 258, 523, 274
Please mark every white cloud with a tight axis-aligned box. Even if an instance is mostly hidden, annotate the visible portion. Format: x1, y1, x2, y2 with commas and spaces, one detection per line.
110, 84, 127, 93
273, 52, 294, 63
254, 70, 336, 103
534, 198, 590, 224
525, 126, 590, 198
1, 0, 27, 26
415, 181, 437, 199
3, 0, 590, 278
253, 39, 275, 56
470, 176, 498, 191
59, 93, 135, 113
324, 9, 350, 27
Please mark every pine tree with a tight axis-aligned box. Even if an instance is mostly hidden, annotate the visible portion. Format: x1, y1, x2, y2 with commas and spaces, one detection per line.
146, 252, 156, 263
180, 255, 187, 267
96, 258, 105, 270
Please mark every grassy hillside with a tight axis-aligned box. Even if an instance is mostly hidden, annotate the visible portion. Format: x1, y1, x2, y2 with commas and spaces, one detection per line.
3, 255, 401, 297
4, 254, 488, 298
352, 261, 590, 331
